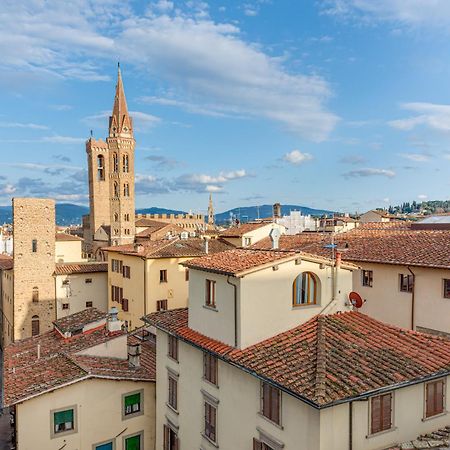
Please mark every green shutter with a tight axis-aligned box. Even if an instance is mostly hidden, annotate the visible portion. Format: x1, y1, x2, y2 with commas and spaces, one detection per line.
125, 393, 140, 407
54, 409, 73, 425
125, 434, 141, 450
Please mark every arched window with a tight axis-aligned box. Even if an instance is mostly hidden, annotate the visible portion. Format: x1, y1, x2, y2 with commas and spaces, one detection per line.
123, 154, 129, 173
293, 272, 318, 306
32, 287, 39, 303
97, 155, 105, 181
31, 315, 40, 336
113, 153, 118, 173
123, 183, 130, 197
114, 182, 119, 198
114, 213, 119, 222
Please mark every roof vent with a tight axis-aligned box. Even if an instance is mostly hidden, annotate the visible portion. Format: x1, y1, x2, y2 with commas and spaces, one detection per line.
269, 227, 281, 250
108, 306, 122, 333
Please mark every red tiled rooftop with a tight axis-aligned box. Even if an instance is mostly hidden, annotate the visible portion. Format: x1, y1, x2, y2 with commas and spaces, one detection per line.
0, 254, 13, 270
55, 233, 83, 242
145, 309, 450, 407
219, 221, 271, 237
53, 307, 107, 334
54, 262, 108, 275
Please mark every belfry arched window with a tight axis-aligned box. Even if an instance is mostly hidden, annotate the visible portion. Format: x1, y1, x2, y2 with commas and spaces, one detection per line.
32, 287, 39, 303
97, 155, 105, 180
123, 154, 129, 173
114, 182, 119, 198
293, 272, 319, 306
124, 183, 130, 197
113, 153, 119, 173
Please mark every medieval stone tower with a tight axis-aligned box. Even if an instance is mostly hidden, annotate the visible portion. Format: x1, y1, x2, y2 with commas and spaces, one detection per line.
86, 65, 136, 247
207, 193, 215, 226
13, 198, 56, 340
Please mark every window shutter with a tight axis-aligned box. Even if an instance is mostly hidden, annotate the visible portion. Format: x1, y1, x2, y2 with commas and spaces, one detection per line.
163, 425, 170, 450
371, 396, 381, 434
174, 436, 180, 450
381, 394, 392, 430
125, 393, 140, 407
253, 438, 263, 450
426, 383, 434, 417
54, 409, 73, 425
436, 380, 444, 414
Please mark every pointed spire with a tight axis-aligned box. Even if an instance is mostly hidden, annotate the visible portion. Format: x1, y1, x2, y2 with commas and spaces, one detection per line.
109, 64, 132, 137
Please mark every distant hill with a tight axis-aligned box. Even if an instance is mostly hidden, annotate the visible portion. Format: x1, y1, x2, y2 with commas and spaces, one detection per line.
215, 204, 334, 224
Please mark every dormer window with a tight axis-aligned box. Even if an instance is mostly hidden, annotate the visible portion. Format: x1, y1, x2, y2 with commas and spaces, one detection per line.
293, 272, 319, 306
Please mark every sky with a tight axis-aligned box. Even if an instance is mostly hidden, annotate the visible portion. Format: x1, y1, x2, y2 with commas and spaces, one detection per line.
1, 0, 450, 215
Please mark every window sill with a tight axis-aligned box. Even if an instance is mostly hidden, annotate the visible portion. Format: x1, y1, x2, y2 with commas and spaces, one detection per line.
291, 304, 320, 310
422, 411, 448, 422
202, 378, 219, 389
166, 403, 179, 415
203, 305, 218, 312
257, 412, 284, 430
122, 410, 143, 421
201, 433, 219, 448
366, 426, 397, 439
167, 355, 179, 364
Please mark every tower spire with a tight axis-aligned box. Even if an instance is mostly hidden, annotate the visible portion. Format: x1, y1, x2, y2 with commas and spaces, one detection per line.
109, 64, 132, 137
207, 193, 215, 226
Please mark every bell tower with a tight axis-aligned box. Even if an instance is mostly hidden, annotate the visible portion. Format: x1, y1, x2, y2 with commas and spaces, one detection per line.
207, 193, 215, 226
107, 64, 136, 245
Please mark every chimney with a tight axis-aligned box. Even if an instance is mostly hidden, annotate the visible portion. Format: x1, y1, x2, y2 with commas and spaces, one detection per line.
273, 202, 281, 219
269, 227, 281, 250
335, 251, 342, 268
107, 306, 122, 333
204, 236, 210, 254
128, 343, 141, 368
37, 343, 41, 360
134, 242, 144, 253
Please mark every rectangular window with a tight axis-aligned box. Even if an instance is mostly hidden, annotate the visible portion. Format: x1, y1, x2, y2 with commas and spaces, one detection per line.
122, 298, 129, 312
426, 379, 445, 418
204, 402, 217, 443
85, 278, 92, 284
185, 269, 189, 281
163, 425, 179, 450
123, 266, 131, 279
32, 239, 38, 253
95, 441, 113, 450
111, 285, 123, 303
444, 279, 450, 299
168, 335, 178, 361
370, 393, 392, 434
86, 301, 93, 308
205, 279, 216, 308
399, 274, 414, 292
362, 270, 373, 287
168, 375, 178, 410
160, 270, 168, 283
261, 382, 281, 425
62, 279, 70, 286
62, 303, 69, 310
53, 408, 74, 434
125, 434, 141, 450
124, 392, 141, 416
204, 352, 218, 386
253, 439, 275, 450
244, 237, 252, 246
157, 299, 168, 311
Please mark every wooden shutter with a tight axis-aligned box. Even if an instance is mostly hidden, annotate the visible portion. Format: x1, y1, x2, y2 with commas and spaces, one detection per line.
381, 394, 392, 431
371, 396, 381, 434
163, 425, 170, 450
173, 436, 180, 450
253, 438, 263, 450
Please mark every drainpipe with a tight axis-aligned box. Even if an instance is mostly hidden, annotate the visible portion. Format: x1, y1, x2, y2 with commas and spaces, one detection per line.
349, 401, 353, 450
407, 266, 416, 330
227, 276, 238, 347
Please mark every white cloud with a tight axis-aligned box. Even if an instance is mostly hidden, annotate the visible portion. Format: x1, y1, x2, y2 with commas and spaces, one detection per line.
343, 168, 396, 178
399, 152, 430, 162
0, 183, 16, 195
389, 103, 450, 133
84, 110, 161, 132
418, 194, 428, 200
41, 135, 85, 144
0, 121, 48, 130
322, 0, 450, 27
154, 0, 174, 12
283, 150, 313, 165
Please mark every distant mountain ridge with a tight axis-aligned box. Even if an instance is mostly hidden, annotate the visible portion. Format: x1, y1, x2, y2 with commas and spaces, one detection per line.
0, 203, 333, 226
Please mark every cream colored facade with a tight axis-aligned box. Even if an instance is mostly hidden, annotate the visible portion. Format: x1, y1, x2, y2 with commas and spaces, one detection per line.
55, 238, 85, 263
135, 213, 205, 230
188, 256, 354, 348
360, 210, 390, 223
221, 222, 286, 248
1, 266, 13, 346
356, 262, 450, 335
55, 271, 108, 318
16, 378, 155, 450
108, 251, 191, 330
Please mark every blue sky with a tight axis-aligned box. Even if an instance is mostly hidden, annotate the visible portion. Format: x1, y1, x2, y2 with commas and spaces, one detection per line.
1, 0, 450, 214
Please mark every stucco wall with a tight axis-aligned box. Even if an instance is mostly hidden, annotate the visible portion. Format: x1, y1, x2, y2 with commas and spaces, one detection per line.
16, 377, 155, 450
55, 240, 85, 263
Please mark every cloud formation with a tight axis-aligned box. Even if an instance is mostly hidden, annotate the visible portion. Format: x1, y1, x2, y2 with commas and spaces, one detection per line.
389, 103, 450, 133
283, 150, 313, 165
343, 168, 396, 178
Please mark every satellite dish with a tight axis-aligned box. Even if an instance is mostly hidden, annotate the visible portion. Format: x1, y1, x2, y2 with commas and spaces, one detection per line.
348, 291, 363, 308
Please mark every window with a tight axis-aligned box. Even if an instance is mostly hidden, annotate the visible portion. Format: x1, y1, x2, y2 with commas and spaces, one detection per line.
160, 270, 168, 283
114, 213, 119, 222
168, 335, 178, 361
124, 433, 141, 450
244, 237, 252, 246
362, 270, 373, 287
157, 299, 168, 311
123, 154, 129, 173
293, 272, 318, 306
111, 285, 123, 303
168, 375, 178, 410
112, 259, 123, 273
425, 379, 445, 418
114, 181, 120, 198
163, 425, 179, 450
204, 401, 217, 443
85, 278, 92, 284
122, 298, 129, 312
205, 279, 216, 308
32, 239, 38, 253
123, 265, 131, 278
253, 439, 275, 450
31, 315, 40, 336
53, 408, 75, 435
97, 155, 105, 181
261, 382, 281, 425
399, 274, 414, 292
204, 352, 218, 385
94, 441, 113, 450
62, 279, 70, 286
86, 301, 93, 308
123, 391, 142, 417
113, 153, 118, 173
444, 279, 450, 299
185, 269, 189, 282
124, 213, 130, 221
124, 183, 130, 197
62, 303, 69, 310
370, 393, 392, 434
32, 287, 39, 303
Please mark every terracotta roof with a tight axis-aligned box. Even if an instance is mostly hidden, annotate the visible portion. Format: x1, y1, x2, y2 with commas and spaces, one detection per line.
103, 237, 233, 259
53, 307, 107, 334
54, 262, 108, 275
4, 323, 155, 406
55, 233, 83, 242
219, 222, 272, 237
145, 309, 450, 408
252, 227, 450, 269
0, 255, 13, 270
